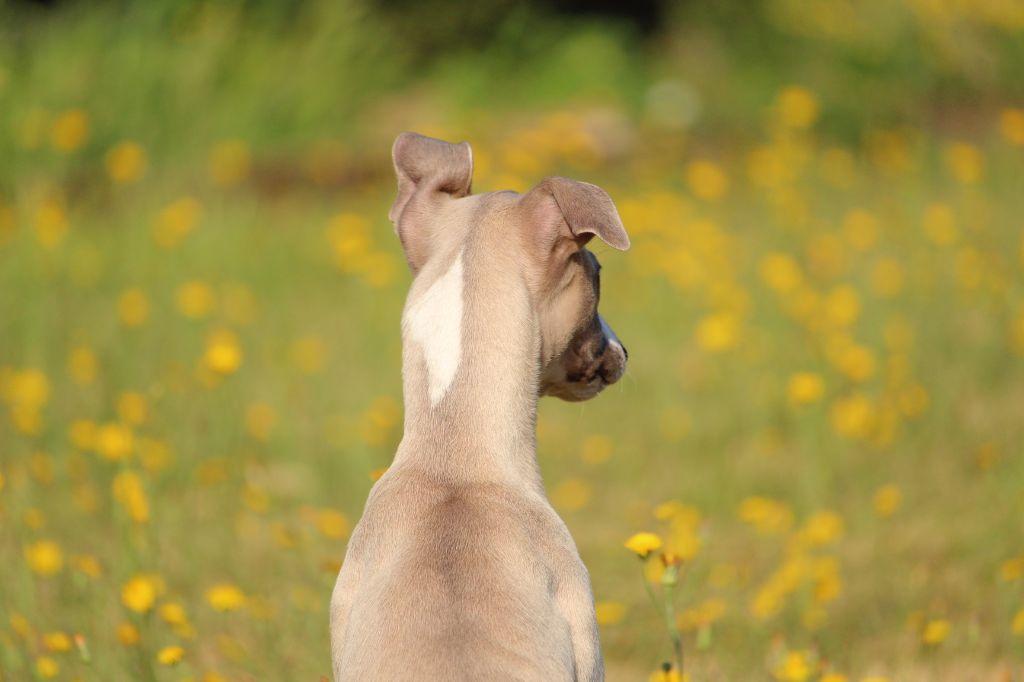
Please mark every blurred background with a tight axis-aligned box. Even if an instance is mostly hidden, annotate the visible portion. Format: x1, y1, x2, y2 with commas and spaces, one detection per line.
1, 0, 1023, 680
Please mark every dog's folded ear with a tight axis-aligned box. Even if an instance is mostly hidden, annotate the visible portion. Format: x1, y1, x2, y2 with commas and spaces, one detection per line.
521, 176, 630, 251
389, 132, 473, 225
389, 132, 473, 271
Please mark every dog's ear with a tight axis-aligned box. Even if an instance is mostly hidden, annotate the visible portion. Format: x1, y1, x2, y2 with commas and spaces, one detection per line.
520, 176, 630, 252
389, 132, 473, 269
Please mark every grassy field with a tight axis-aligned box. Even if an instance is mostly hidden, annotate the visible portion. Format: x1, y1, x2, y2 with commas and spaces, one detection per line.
2, 2, 1024, 680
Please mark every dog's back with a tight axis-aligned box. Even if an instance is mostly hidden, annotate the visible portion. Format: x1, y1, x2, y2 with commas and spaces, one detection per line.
333, 469, 578, 681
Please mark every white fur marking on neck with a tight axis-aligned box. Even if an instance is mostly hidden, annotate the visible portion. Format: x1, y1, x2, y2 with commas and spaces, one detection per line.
405, 251, 464, 406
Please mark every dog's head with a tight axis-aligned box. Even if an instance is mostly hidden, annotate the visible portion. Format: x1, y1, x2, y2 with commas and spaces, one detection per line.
388, 132, 629, 402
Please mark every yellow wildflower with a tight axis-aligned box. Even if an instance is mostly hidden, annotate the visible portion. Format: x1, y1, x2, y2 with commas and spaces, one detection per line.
798, 511, 844, 546
36, 656, 59, 679
43, 631, 72, 652
830, 394, 875, 440
787, 372, 825, 405
594, 601, 626, 625
759, 252, 803, 294
1012, 608, 1024, 634
33, 200, 67, 249
695, 312, 739, 352
112, 470, 150, 524
177, 280, 217, 319
206, 583, 246, 611
873, 485, 902, 517
122, 575, 159, 613
116, 622, 140, 646
24, 539, 63, 576
327, 213, 372, 269
922, 618, 950, 645
552, 478, 592, 511
773, 650, 812, 681
117, 391, 148, 425
1000, 108, 1024, 144
824, 286, 861, 327
105, 141, 147, 184
624, 532, 663, 559
159, 602, 188, 626
943, 142, 983, 184
153, 197, 203, 248
738, 496, 794, 535
776, 86, 819, 129
3, 368, 49, 409
157, 644, 185, 665
203, 330, 243, 376
316, 508, 350, 540
95, 422, 134, 461
686, 160, 728, 201
50, 108, 90, 152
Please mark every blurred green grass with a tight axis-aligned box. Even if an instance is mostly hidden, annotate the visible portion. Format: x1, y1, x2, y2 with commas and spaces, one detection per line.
1, 1, 1024, 680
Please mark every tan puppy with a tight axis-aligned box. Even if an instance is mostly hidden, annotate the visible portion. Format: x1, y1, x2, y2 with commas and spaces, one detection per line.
330, 133, 630, 681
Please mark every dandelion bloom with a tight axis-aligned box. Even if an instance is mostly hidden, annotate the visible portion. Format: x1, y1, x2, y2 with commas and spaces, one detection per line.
1000, 108, 1024, 144
42, 631, 72, 652
176, 280, 217, 319
552, 478, 592, 512
594, 601, 626, 625
159, 602, 188, 626
1012, 608, 1024, 635
922, 618, 951, 645
157, 645, 185, 665
153, 197, 203, 248
873, 485, 902, 517
316, 508, 350, 540
695, 312, 739, 352
206, 583, 246, 611
686, 160, 729, 201
787, 372, 825, 405
95, 422, 134, 461
35, 656, 59, 679
773, 650, 812, 681
116, 622, 140, 646
105, 141, 147, 184
776, 86, 819, 129
203, 330, 243, 376
121, 575, 158, 613
624, 532, 663, 559
24, 539, 63, 576
112, 470, 150, 524
50, 109, 89, 152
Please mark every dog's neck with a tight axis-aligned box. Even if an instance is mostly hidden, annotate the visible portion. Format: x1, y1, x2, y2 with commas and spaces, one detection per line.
391, 244, 544, 490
